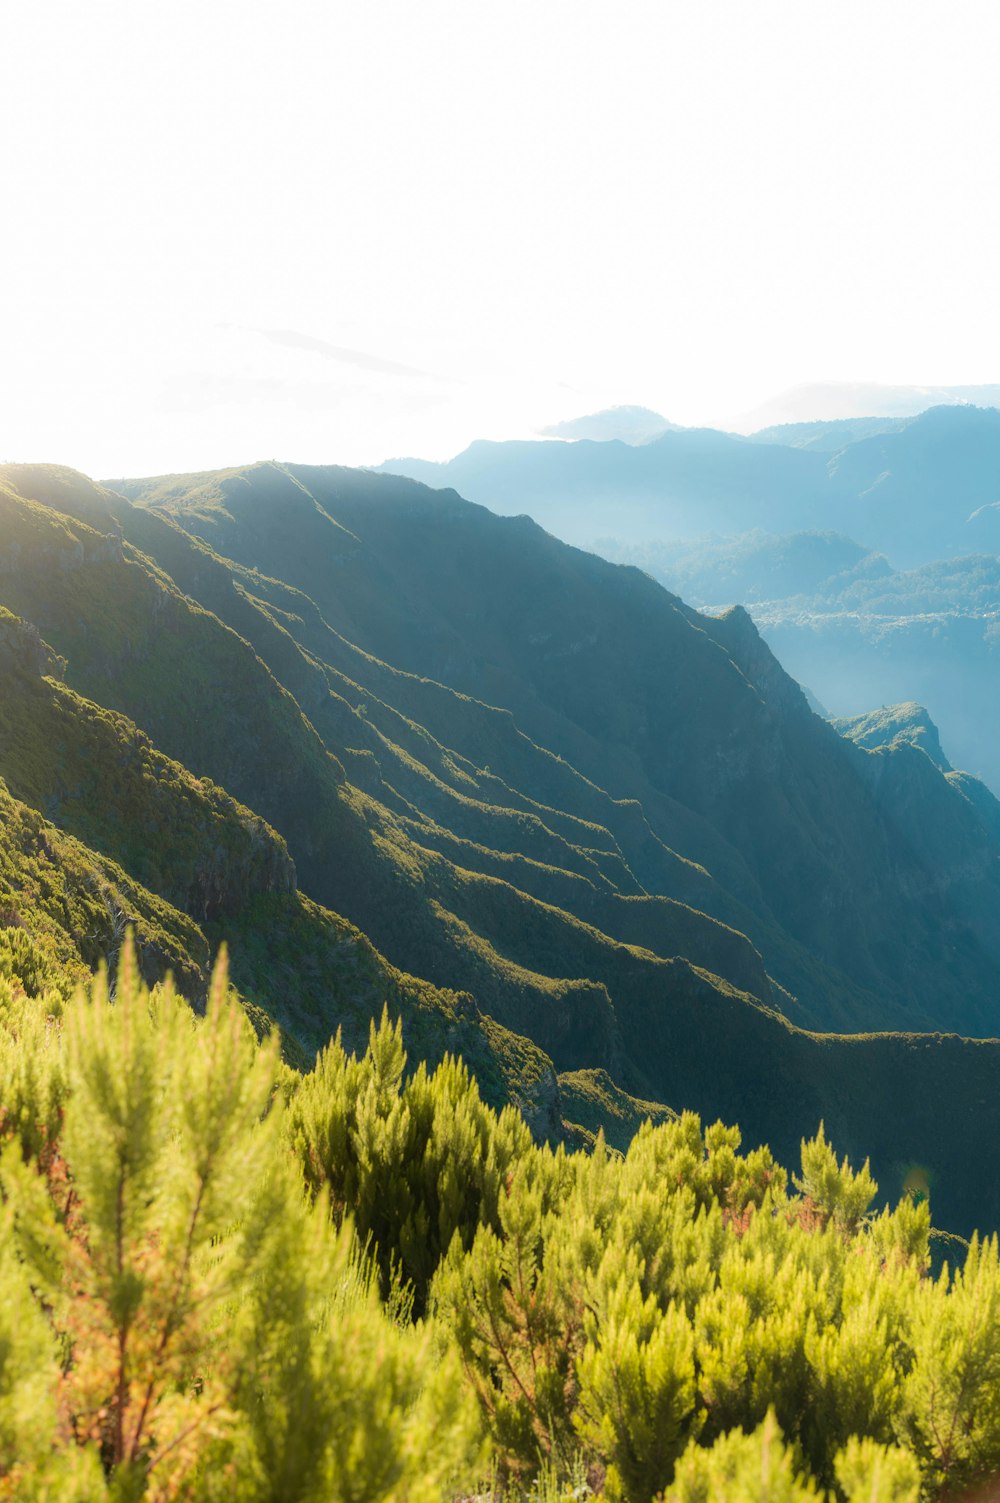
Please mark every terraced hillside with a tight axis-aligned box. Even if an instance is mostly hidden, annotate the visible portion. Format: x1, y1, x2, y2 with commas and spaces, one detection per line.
1, 461, 1000, 1232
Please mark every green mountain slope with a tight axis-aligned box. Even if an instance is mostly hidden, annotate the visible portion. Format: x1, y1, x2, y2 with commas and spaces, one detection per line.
3, 462, 1000, 1233
0, 590, 557, 1126
106, 459, 1000, 1036
0, 773, 208, 998
601, 530, 1000, 796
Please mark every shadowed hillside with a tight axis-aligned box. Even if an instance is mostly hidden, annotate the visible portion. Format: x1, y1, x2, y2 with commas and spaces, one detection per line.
105, 460, 1000, 1036
1, 461, 1000, 1233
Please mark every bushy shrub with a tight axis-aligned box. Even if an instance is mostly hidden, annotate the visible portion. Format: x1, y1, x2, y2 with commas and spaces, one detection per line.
1, 941, 999, 1501
0, 945, 482, 1501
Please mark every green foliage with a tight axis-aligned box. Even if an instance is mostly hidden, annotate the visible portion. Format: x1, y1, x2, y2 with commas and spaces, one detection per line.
0, 943, 483, 1501
901, 1233, 1000, 1492
663, 1411, 822, 1502
661, 1412, 920, 1503
0, 772, 209, 998
663, 1416, 922, 1503
576, 1278, 695, 1501
430, 1111, 996, 1501
793, 1123, 877, 1236
290, 1008, 534, 1308
557, 1068, 677, 1152
0, 947, 1000, 1499
834, 1436, 920, 1503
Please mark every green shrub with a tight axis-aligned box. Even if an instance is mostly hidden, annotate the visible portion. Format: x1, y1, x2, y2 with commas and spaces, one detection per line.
0, 945, 483, 1501
1, 940, 999, 1501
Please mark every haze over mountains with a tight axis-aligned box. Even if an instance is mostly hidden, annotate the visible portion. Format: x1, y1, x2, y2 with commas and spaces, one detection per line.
0, 457, 999, 1237
382, 400, 1000, 792
382, 403, 1000, 565
733, 381, 1000, 431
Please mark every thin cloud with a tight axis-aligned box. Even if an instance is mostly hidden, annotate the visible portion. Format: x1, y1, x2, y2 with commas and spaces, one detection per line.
255, 327, 448, 382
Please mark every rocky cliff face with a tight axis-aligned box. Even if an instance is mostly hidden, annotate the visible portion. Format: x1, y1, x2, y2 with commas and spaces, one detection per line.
0, 607, 65, 680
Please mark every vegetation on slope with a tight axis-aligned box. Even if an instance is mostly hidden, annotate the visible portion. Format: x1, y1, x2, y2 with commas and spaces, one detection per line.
0, 464, 999, 1233
0, 640, 555, 1125
110, 458, 1000, 1036
2, 952, 999, 1500
831, 704, 952, 772
0, 777, 207, 998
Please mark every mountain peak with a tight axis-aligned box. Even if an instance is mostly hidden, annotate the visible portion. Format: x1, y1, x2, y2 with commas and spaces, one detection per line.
831, 702, 952, 772
536, 406, 678, 444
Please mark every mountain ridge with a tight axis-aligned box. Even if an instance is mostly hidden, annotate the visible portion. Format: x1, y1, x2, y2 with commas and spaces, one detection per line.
2, 460, 1000, 1233
378, 403, 1000, 565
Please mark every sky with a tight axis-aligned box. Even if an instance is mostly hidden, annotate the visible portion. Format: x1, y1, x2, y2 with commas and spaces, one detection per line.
4, 0, 1000, 477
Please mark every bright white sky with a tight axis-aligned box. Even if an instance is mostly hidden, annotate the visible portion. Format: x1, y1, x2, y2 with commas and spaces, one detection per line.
4, 0, 1000, 477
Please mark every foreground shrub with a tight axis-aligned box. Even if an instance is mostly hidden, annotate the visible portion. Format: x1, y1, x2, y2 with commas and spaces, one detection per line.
0, 941, 998, 1501
0, 946, 481, 1501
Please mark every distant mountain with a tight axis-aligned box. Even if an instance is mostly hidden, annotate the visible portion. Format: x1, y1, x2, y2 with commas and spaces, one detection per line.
755, 566, 1000, 794
733, 381, 1000, 430
746, 416, 907, 451
824, 404, 1000, 563
608, 529, 1000, 794
4, 458, 1000, 1232
379, 428, 834, 545
598, 531, 885, 606
381, 403, 1000, 566
537, 406, 679, 443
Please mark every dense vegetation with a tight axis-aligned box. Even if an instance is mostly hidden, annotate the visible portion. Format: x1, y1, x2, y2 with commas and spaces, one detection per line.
2, 940, 998, 1501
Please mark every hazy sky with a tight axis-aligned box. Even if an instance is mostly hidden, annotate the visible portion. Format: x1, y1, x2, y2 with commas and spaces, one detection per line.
5, 1, 1000, 476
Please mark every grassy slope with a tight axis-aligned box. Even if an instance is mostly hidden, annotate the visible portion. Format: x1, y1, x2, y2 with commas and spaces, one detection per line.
0, 753, 555, 1122
0, 774, 208, 997
21, 464, 902, 1030
4, 467, 1000, 1232
0, 601, 559, 1126
117, 460, 1000, 1036
558, 1067, 678, 1151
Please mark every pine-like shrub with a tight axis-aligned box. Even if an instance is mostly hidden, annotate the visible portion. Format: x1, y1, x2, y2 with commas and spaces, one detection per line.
0, 939, 999, 1501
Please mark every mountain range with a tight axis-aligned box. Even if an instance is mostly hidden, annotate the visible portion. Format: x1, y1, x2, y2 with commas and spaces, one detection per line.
381, 403, 1000, 567
732, 381, 1000, 431
383, 403, 1000, 796
0, 459, 999, 1236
